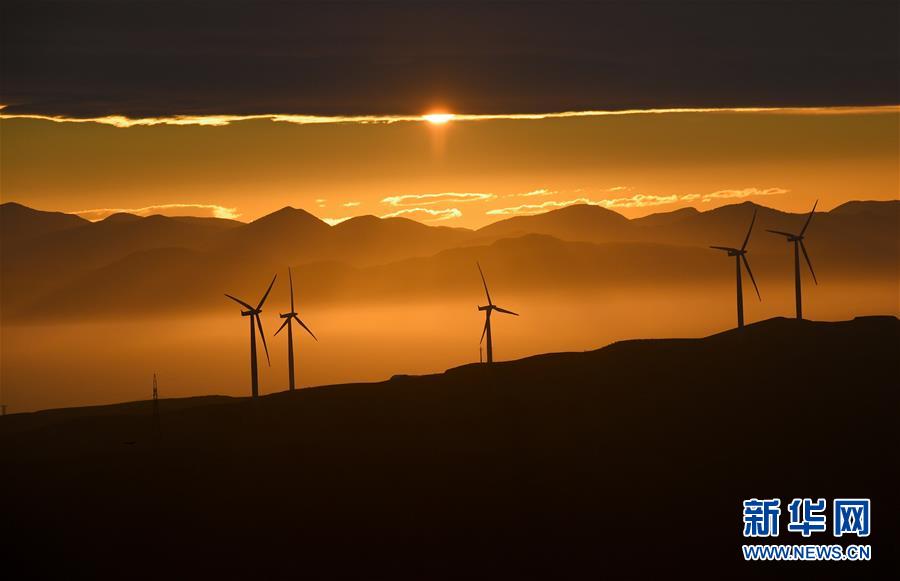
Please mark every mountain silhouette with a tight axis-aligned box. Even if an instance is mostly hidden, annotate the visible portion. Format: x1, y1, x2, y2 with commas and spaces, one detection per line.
0, 205, 242, 313
1, 200, 897, 319
0, 201, 89, 243
477, 203, 632, 241
2, 316, 896, 578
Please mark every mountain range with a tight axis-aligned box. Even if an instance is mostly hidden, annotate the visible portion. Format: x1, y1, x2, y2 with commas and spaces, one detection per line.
1, 199, 897, 320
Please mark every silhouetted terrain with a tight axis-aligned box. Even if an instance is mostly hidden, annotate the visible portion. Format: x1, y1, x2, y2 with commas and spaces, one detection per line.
2, 200, 897, 319
3, 316, 897, 579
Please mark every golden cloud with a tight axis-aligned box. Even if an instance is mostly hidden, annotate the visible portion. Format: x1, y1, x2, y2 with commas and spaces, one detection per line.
486, 199, 594, 216
701, 187, 789, 201
73, 203, 240, 221
322, 216, 353, 226
3, 106, 896, 128
600, 194, 679, 208
517, 188, 555, 197
486, 193, 680, 216
382, 192, 495, 207
381, 207, 463, 222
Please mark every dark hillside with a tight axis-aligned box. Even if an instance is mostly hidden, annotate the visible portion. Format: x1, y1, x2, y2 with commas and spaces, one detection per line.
2, 316, 897, 578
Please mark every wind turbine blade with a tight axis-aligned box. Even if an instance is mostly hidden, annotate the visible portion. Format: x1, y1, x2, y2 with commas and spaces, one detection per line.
256, 314, 271, 366
799, 240, 818, 285
800, 200, 818, 236
766, 229, 794, 238
293, 314, 318, 341
741, 209, 757, 251
709, 245, 738, 252
479, 318, 488, 344
274, 317, 290, 336
494, 306, 519, 316
225, 294, 254, 310
741, 255, 761, 301
256, 274, 277, 310
476, 262, 493, 305
288, 267, 295, 312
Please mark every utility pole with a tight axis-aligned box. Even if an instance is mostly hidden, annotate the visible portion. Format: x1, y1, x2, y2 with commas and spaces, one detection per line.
152, 372, 160, 437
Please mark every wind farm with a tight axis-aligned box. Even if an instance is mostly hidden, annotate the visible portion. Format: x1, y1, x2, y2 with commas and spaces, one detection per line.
3, 0, 898, 576
206, 204, 837, 394
2, 200, 897, 580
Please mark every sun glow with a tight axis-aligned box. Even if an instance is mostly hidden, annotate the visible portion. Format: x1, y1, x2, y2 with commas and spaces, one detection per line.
423, 113, 455, 125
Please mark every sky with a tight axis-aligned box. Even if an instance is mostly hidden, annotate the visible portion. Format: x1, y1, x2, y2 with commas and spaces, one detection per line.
2, 1, 898, 118
2, 106, 898, 229
3, 1, 897, 228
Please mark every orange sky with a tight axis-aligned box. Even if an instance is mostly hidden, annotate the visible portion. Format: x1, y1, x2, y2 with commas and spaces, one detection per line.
1, 107, 897, 229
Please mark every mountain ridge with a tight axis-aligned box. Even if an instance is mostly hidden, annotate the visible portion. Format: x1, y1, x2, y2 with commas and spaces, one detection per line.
2, 199, 897, 320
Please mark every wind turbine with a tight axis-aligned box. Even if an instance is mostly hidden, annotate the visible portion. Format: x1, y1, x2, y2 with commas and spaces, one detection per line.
476, 262, 518, 364
274, 268, 317, 391
710, 209, 761, 329
767, 201, 819, 319
225, 274, 277, 398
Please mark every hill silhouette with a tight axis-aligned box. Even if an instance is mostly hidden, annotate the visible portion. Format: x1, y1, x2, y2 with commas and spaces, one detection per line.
0, 201, 89, 243
2, 316, 897, 578
477, 203, 632, 241
2, 200, 897, 320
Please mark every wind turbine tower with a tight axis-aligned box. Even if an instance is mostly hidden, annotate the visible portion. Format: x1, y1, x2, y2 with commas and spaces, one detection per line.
767, 201, 819, 319
275, 268, 318, 391
226, 274, 277, 397
710, 209, 761, 328
476, 262, 519, 364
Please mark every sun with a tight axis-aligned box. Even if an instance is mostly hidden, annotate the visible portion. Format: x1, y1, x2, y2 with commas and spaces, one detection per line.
423, 113, 455, 125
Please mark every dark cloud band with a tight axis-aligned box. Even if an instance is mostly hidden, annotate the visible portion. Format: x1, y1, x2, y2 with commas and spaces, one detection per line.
2, 1, 897, 118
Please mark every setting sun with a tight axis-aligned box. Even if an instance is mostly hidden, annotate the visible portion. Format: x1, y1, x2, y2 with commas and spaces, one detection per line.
423, 113, 455, 124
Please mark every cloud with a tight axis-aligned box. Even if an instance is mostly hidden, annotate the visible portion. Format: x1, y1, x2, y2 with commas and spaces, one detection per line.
382, 192, 494, 207
485, 186, 793, 218
700, 187, 789, 201
381, 208, 462, 222
517, 188, 555, 197
4, 106, 894, 128
342, 201, 361, 207
5, 0, 899, 122
322, 216, 353, 226
599, 194, 679, 208
486, 199, 594, 216
73, 203, 240, 221
486, 193, 680, 216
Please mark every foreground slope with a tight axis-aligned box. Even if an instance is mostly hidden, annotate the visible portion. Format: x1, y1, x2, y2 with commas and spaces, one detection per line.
2, 316, 898, 578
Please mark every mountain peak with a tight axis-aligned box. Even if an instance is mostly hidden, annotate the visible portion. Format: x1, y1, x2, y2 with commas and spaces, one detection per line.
0, 201, 90, 242
251, 206, 327, 227
102, 212, 143, 223
830, 200, 900, 216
